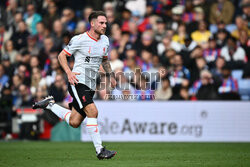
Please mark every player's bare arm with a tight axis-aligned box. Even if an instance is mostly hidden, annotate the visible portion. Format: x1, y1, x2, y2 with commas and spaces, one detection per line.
58, 50, 80, 86
102, 57, 116, 88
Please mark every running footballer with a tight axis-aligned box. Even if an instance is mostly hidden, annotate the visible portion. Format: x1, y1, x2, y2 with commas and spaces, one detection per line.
33, 11, 117, 160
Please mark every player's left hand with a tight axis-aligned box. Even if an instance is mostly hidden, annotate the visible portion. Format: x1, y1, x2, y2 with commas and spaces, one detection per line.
110, 77, 117, 88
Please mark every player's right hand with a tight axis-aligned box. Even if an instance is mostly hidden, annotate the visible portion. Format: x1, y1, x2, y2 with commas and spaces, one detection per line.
67, 71, 80, 86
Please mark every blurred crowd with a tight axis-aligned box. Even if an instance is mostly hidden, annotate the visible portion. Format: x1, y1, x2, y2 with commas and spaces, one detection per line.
0, 0, 250, 113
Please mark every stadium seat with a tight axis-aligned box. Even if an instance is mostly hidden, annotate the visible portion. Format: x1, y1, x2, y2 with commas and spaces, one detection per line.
232, 70, 243, 80
238, 79, 250, 100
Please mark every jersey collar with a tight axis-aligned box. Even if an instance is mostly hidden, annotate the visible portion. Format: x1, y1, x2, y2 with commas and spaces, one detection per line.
86, 32, 98, 42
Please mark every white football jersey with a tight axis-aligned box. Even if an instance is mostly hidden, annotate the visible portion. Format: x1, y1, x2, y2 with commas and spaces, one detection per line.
63, 32, 109, 90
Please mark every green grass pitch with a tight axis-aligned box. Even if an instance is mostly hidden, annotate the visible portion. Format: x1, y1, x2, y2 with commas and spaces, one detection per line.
0, 142, 250, 167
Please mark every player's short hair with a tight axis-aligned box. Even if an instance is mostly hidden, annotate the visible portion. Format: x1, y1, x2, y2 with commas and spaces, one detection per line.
88, 11, 107, 23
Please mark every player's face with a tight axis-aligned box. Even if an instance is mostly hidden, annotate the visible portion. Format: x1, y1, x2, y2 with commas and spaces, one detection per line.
93, 16, 107, 35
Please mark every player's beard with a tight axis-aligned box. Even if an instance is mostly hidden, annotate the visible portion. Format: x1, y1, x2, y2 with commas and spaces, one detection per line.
95, 28, 106, 35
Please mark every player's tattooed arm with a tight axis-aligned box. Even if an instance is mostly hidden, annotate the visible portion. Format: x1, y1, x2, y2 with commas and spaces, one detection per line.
102, 57, 115, 78
102, 57, 116, 88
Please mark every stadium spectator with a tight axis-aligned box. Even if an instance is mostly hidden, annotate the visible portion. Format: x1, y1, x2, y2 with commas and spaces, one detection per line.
43, 1, 59, 31
33, 86, 47, 102
168, 54, 190, 95
182, 0, 196, 24
14, 84, 33, 108
30, 67, 42, 96
35, 22, 47, 50
170, 86, 190, 100
1, 54, 14, 78
241, 0, 250, 26
42, 57, 63, 87
238, 30, 250, 60
110, 23, 122, 49
190, 56, 209, 84
172, 23, 186, 45
61, 8, 76, 33
203, 36, 220, 67
191, 20, 211, 47
15, 64, 30, 86
75, 21, 87, 35
155, 77, 172, 100
220, 37, 247, 69
231, 16, 250, 40
140, 49, 153, 72
11, 74, 22, 104
215, 28, 229, 48
0, 64, 9, 92
109, 48, 124, 71
157, 33, 182, 55
123, 57, 140, 81
2, 40, 18, 64
17, 50, 31, 66
6, 0, 22, 30
30, 56, 40, 69
38, 36, 54, 68
168, 5, 184, 32
23, 4, 42, 35
11, 21, 30, 50
209, 0, 234, 25
133, 74, 154, 100
111, 70, 135, 100
0, 22, 12, 52
25, 35, 40, 56
218, 65, 240, 100
160, 48, 176, 68
82, 6, 93, 30
190, 46, 203, 59
123, 48, 143, 71
138, 30, 158, 55
179, 34, 197, 68
103, 1, 114, 13
51, 20, 65, 49
154, 17, 166, 43
196, 70, 219, 100
117, 31, 130, 57
120, 8, 132, 32
186, 7, 205, 34
211, 56, 226, 83
48, 74, 67, 102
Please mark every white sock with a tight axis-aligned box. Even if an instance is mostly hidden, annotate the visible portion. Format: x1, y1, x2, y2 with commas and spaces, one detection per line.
46, 104, 71, 125
86, 118, 103, 154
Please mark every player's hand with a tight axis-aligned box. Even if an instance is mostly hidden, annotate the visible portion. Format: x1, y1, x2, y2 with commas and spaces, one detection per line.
110, 77, 117, 88
67, 71, 80, 86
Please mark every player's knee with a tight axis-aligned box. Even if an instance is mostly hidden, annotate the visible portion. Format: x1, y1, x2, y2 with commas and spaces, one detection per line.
84, 108, 98, 118
87, 110, 98, 118
69, 119, 81, 128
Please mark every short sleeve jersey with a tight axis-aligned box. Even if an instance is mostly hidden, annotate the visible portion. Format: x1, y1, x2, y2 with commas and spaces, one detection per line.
63, 32, 109, 90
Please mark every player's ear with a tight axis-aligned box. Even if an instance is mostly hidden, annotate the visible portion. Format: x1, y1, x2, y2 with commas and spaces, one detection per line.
90, 19, 95, 27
